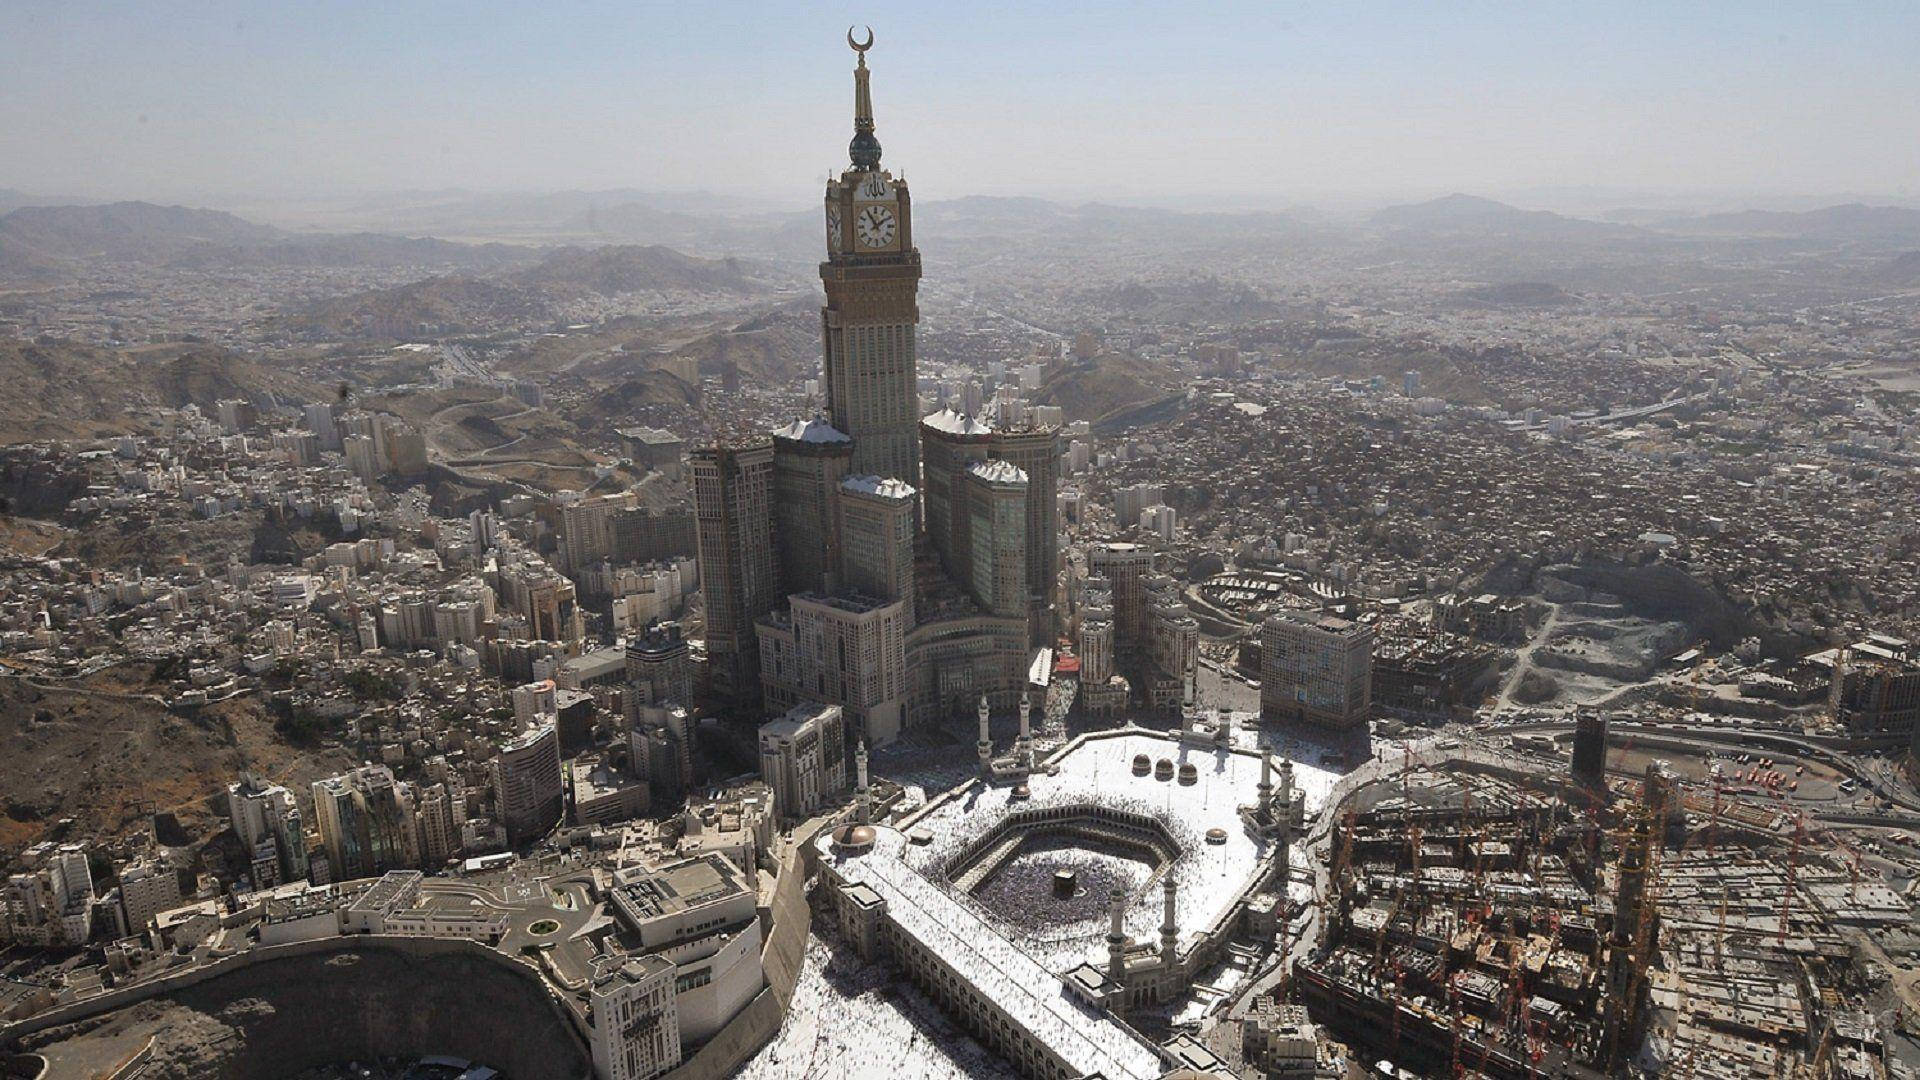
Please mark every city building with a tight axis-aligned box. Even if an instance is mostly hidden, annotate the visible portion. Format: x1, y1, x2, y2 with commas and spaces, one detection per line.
625, 620, 694, 708
3, 844, 95, 947
691, 437, 777, 708
1829, 635, 1920, 738
757, 702, 850, 820
228, 774, 309, 886
757, 592, 909, 746
1573, 710, 1610, 787
837, 474, 916, 623
311, 765, 420, 881
965, 460, 1029, 620
602, 854, 765, 1058
1089, 542, 1153, 654
771, 415, 854, 597
1260, 611, 1377, 731
114, 860, 181, 940
631, 704, 696, 806
493, 721, 564, 845
589, 955, 680, 1080
414, 782, 464, 868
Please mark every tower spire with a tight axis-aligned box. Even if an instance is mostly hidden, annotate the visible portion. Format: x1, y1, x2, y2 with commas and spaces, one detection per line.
847, 26, 882, 169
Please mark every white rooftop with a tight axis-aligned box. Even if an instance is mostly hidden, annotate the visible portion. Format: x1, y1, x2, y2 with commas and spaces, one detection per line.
921, 407, 992, 437
841, 474, 918, 500
819, 824, 1165, 1080
771, 414, 852, 444
900, 731, 1334, 968
966, 459, 1029, 486
819, 729, 1340, 1080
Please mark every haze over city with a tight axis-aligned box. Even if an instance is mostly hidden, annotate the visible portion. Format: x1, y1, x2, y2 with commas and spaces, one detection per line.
5, 1, 1920, 208
1, 7, 1918, 1080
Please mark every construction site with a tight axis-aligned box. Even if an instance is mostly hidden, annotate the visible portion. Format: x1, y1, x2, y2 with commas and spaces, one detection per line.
1292, 721, 1904, 1080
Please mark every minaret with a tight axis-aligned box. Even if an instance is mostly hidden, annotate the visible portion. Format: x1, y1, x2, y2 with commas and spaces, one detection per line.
1275, 757, 1295, 892
1106, 887, 1128, 987
1257, 750, 1275, 821
976, 694, 993, 778
1179, 667, 1196, 734
855, 740, 871, 824
1016, 688, 1034, 766
1159, 877, 1179, 966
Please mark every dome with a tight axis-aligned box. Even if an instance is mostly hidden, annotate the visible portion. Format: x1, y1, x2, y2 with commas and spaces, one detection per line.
832, 823, 877, 851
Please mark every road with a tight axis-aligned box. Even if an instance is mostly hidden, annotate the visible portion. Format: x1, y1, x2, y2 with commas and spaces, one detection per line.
1493, 603, 1564, 711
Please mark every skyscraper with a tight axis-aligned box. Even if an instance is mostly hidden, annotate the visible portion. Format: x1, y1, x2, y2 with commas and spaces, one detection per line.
692, 437, 777, 707
1259, 611, 1377, 732
228, 775, 309, 886
494, 721, 564, 845
919, 408, 993, 586
983, 418, 1061, 644
965, 460, 1030, 620
1090, 542, 1153, 654
820, 39, 922, 484
771, 415, 854, 597
626, 620, 694, 708
837, 475, 916, 622
311, 765, 419, 880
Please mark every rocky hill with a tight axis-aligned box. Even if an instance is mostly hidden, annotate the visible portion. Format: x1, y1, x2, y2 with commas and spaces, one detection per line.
666, 299, 821, 386
1032, 351, 1170, 424
0, 669, 352, 859
0, 338, 316, 442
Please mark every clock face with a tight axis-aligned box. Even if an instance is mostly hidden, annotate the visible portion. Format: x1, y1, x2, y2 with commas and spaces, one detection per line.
855, 204, 897, 249
825, 203, 842, 253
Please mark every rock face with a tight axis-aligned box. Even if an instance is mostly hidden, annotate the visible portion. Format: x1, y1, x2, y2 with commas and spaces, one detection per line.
27, 942, 588, 1080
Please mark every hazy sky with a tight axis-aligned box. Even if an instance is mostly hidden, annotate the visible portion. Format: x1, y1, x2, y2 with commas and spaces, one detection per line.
3, 1, 1917, 208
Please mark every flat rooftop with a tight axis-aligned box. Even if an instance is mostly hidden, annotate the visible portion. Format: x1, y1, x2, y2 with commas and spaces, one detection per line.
612, 854, 746, 921
819, 825, 1165, 1080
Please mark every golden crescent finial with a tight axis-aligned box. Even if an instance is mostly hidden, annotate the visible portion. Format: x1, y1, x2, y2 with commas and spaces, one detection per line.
847, 25, 874, 53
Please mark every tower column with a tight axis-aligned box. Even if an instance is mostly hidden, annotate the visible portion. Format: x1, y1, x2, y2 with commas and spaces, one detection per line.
1106, 887, 1128, 987
855, 740, 871, 825
1275, 757, 1295, 891
1159, 877, 1178, 966
976, 695, 993, 779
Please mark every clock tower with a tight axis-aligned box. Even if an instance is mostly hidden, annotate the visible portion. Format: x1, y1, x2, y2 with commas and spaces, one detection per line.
820, 29, 922, 486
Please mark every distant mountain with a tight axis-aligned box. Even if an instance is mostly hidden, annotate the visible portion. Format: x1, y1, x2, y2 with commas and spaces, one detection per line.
0, 201, 541, 282
0, 338, 315, 441
1658, 203, 1920, 243
1869, 250, 1920, 287
281, 244, 783, 342
914, 196, 1312, 246
0, 189, 94, 215
0, 201, 279, 259
1372, 194, 1639, 240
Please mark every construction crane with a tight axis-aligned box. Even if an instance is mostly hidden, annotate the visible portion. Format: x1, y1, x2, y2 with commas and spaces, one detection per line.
1706, 761, 1724, 855
1778, 812, 1806, 947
